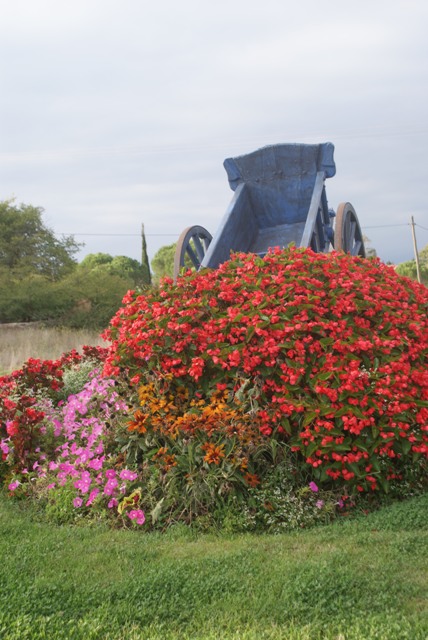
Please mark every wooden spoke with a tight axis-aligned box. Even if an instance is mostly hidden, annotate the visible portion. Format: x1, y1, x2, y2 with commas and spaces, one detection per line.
334, 202, 366, 257
173, 225, 213, 281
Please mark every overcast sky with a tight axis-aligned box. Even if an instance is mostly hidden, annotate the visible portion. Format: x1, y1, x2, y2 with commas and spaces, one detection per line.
1, 0, 427, 267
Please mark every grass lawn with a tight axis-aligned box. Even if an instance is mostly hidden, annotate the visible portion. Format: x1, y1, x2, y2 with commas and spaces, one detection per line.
0, 492, 427, 640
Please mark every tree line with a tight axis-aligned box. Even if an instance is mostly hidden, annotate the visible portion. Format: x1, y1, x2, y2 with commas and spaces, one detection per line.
0, 200, 153, 329
394, 246, 428, 285
0, 199, 426, 330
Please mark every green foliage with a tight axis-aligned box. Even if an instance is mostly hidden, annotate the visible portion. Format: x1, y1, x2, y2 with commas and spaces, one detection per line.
121, 428, 252, 529
419, 243, 428, 268
395, 259, 428, 285
0, 200, 151, 326
0, 273, 61, 323
395, 243, 428, 284
58, 269, 134, 329
78, 252, 113, 270
150, 242, 176, 284
245, 468, 337, 533
0, 199, 80, 280
42, 480, 82, 525
0, 267, 131, 328
78, 252, 149, 287
59, 358, 104, 400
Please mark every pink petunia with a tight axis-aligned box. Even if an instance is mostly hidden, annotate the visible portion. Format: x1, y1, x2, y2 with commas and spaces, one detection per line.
309, 481, 319, 493
74, 478, 91, 493
128, 509, 145, 525
86, 488, 99, 506
88, 457, 104, 471
73, 497, 83, 508
0, 441, 9, 455
119, 469, 138, 482
103, 479, 118, 496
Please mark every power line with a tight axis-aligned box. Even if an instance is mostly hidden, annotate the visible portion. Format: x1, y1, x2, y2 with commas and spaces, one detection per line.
362, 224, 409, 229
2, 126, 428, 163
59, 232, 179, 237
59, 223, 412, 237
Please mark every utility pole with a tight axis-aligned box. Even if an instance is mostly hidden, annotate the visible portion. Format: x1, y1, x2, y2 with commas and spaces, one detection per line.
410, 216, 422, 284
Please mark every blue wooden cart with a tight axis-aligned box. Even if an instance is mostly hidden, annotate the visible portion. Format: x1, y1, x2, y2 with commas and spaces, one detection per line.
173, 142, 365, 280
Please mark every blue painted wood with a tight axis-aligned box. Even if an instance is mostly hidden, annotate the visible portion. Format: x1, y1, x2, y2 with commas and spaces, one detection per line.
201, 142, 336, 269
300, 172, 326, 249
202, 183, 255, 268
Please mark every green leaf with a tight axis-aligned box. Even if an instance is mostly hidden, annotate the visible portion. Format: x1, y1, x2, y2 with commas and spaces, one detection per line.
316, 371, 334, 381
302, 411, 317, 427
377, 476, 390, 493
319, 338, 334, 348
150, 498, 165, 524
305, 441, 319, 457
246, 325, 256, 342
400, 439, 412, 455
280, 418, 292, 435
348, 462, 362, 477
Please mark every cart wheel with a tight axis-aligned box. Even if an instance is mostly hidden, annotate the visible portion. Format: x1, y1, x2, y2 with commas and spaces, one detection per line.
173, 225, 213, 281
334, 202, 366, 257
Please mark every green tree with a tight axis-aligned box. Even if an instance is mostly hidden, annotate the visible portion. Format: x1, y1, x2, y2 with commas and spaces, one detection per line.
0, 272, 47, 323
79, 253, 113, 270
141, 224, 152, 286
78, 253, 149, 288
0, 200, 81, 280
55, 269, 134, 329
151, 243, 176, 285
395, 243, 428, 285
419, 244, 428, 269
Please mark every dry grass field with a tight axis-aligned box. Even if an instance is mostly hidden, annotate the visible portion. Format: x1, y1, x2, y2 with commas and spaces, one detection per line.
0, 323, 107, 375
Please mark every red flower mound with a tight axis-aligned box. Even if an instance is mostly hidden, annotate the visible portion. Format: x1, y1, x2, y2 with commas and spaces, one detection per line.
104, 247, 428, 493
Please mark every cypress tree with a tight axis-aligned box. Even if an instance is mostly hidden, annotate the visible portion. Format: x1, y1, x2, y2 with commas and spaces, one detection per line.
141, 223, 152, 286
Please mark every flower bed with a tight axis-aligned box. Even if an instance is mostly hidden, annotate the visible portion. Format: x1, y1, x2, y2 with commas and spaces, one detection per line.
1, 247, 427, 530
0, 347, 145, 526
104, 247, 428, 506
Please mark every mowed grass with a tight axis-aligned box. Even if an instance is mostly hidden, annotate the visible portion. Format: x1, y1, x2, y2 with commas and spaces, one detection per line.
0, 324, 106, 374
0, 493, 427, 640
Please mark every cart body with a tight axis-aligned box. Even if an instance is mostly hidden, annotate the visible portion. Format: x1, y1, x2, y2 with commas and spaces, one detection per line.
173, 142, 365, 280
